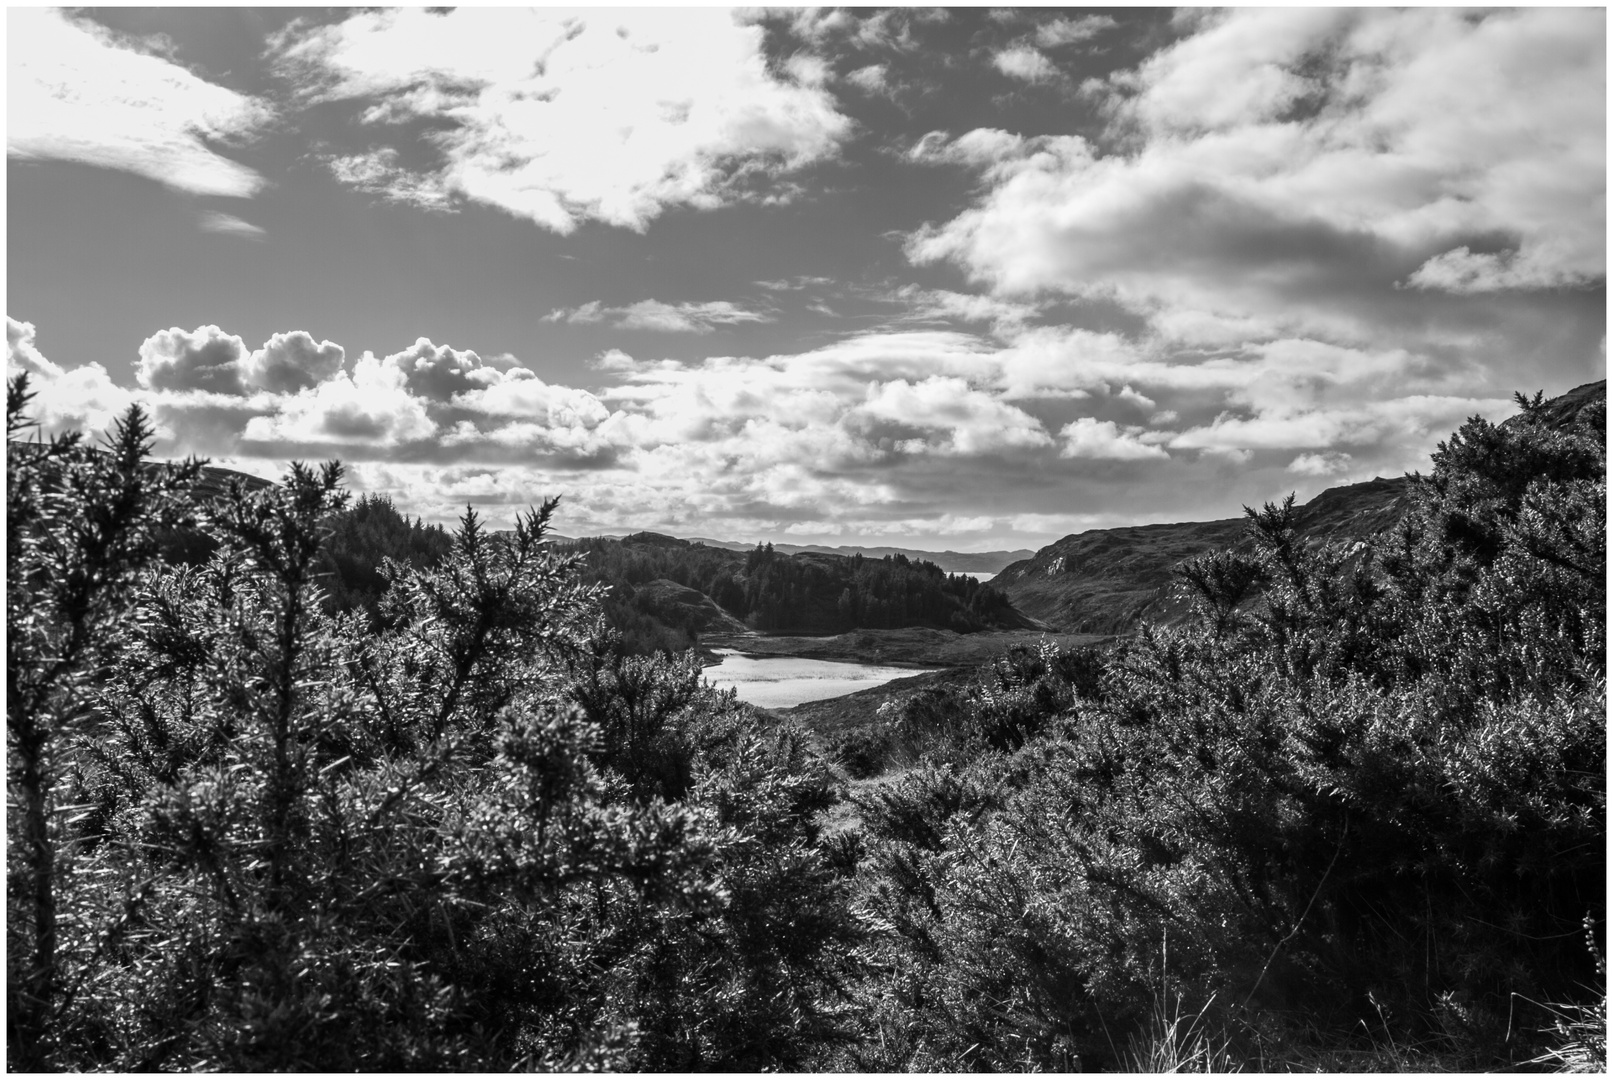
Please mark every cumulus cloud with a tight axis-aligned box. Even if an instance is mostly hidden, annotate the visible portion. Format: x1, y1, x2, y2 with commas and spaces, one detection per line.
244, 331, 346, 394
8, 318, 136, 436
243, 353, 436, 447
908, 8, 1605, 338
993, 46, 1059, 83
1288, 451, 1353, 476
544, 300, 774, 334
5, 309, 1549, 549
7, 317, 65, 382
854, 377, 1053, 455
271, 8, 853, 232
452, 373, 610, 428
845, 64, 891, 95
136, 326, 252, 396
1059, 417, 1169, 460
1404, 247, 1589, 294
8, 9, 270, 198
382, 338, 494, 401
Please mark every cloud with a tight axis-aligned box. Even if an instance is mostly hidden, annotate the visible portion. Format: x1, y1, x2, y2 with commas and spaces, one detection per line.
325, 149, 454, 211
7, 318, 136, 437
886, 286, 1043, 335
7, 317, 65, 382
244, 331, 346, 394
854, 377, 1053, 455
381, 338, 495, 401
908, 127, 1033, 169
845, 64, 891, 95
908, 7, 1605, 346
8, 9, 270, 198
1059, 417, 1169, 461
271, 8, 853, 233
993, 46, 1059, 84
1288, 451, 1353, 476
1115, 385, 1156, 411
784, 52, 832, 88
136, 326, 252, 396
1168, 394, 1508, 456
452, 373, 610, 428
199, 211, 266, 240
544, 300, 774, 333
1404, 247, 1589, 294
1035, 16, 1118, 49
242, 353, 436, 447
6, 310, 1553, 550
753, 276, 835, 292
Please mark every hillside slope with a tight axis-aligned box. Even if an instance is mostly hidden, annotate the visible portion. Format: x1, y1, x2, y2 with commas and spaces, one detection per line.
559, 531, 1038, 653
1000, 380, 1604, 634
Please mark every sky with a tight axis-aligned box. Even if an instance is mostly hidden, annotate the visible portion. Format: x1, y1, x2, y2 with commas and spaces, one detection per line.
7, 7, 1606, 550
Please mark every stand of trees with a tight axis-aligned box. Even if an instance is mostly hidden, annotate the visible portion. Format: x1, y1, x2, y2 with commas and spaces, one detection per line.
561, 532, 1021, 651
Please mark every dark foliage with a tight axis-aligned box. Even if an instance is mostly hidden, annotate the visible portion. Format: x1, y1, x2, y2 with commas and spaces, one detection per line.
5, 378, 860, 1071
8, 376, 1602, 1072
560, 533, 1023, 654
315, 493, 453, 625
838, 389, 1605, 1070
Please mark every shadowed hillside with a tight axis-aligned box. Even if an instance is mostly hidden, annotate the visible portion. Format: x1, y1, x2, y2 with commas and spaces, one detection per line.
998, 381, 1603, 633
558, 531, 1038, 654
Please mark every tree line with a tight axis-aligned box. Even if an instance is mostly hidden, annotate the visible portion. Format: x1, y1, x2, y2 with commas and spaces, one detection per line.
561, 532, 1020, 640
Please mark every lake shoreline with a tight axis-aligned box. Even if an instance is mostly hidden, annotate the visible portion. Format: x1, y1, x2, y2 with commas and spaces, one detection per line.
702, 626, 1110, 670
703, 647, 945, 710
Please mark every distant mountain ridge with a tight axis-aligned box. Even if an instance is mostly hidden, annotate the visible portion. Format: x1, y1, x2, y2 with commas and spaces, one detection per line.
998, 380, 1605, 634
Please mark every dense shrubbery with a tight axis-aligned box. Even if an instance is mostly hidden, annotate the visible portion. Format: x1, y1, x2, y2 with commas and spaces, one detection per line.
8, 374, 1602, 1071
5, 375, 858, 1070
314, 493, 453, 624
561, 531, 1022, 652
832, 391, 1605, 1070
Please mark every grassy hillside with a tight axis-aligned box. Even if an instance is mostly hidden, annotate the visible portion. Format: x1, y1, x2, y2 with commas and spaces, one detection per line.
999, 474, 1416, 632
1000, 382, 1604, 635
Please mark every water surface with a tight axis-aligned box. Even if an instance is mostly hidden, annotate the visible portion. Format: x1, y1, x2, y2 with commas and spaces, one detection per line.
705, 648, 939, 709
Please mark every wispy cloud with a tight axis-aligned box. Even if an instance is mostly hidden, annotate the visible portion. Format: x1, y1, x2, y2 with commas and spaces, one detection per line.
325, 149, 454, 212
8, 9, 270, 198
199, 211, 266, 240
1034, 15, 1117, 49
544, 300, 774, 334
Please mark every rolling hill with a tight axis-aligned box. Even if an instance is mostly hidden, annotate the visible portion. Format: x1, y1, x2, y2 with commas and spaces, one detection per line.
997, 380, 1605, 634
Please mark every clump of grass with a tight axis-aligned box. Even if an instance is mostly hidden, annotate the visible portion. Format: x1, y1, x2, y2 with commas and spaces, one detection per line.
1125, 936, 1240, 1073
1524, 916, 1607, 1073
1126, 991, 1239, 1073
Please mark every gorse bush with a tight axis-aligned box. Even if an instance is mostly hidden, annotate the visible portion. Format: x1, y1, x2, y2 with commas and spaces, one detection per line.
5, 374, 858, 1070
7, 374, 1602, 1071
841, 391, 1605, 1070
